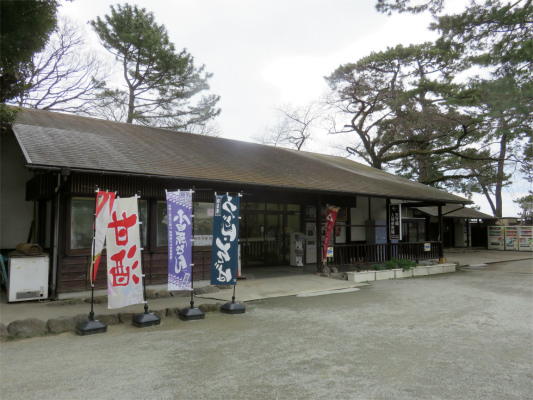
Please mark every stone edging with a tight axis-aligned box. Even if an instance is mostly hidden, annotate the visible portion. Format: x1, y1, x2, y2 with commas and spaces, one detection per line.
0, 301, 228, 342
346, 263, 458, 283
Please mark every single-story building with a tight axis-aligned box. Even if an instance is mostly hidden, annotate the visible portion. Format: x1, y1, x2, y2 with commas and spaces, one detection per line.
1, 107, 473, 298
414, 205, 498, 248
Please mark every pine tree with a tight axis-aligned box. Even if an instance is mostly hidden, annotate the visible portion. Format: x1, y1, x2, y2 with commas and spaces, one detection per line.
90, 4, 220, 133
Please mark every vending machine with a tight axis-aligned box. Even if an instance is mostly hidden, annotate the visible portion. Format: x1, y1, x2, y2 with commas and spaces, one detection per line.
504, 226, 519, 250
487, 226, 505, 250
518, 226, 533, 251
305, 222, 316, 264
290, 232, 305, 266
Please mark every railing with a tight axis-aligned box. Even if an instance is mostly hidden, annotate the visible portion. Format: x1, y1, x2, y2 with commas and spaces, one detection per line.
329, 242, 442, 266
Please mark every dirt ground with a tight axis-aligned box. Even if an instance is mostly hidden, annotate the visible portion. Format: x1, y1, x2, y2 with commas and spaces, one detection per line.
1, 258, 532, 400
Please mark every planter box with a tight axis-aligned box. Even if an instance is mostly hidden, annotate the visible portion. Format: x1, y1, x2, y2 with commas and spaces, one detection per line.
412, 266, 429, 276
441, 264, 456, 273
427, 265, 444, 275
347, 271, 375, 283
393, 268, 413, 279
375, 270, 395, 280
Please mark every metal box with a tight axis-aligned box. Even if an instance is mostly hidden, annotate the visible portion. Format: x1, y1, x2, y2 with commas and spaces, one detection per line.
8, 253, 49, 302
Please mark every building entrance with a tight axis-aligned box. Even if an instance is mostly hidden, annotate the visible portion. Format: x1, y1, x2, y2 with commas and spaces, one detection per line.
240, 203, 300, 267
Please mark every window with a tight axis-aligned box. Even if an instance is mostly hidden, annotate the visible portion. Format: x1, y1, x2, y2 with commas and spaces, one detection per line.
194, 202, 214, 246
70, 198, 94, 250
156, 201, 214, 248
70, 197, 148, 251
402, 219, 426, 243
156, 201, 168, 247
138, 200, 148, 248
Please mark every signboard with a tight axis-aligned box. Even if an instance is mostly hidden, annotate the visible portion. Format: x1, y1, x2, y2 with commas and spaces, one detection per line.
388, 204, 402, 240
166, 190, 193, 291
424, 243, 431, 252
210, 194, 240, 285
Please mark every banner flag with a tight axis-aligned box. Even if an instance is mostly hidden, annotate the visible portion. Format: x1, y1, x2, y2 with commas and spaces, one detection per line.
166, 190, 193, 291
210, 194, 240, 285
91, 191, 115, 283
323, 205, 339, 264
105, 196, 143, 309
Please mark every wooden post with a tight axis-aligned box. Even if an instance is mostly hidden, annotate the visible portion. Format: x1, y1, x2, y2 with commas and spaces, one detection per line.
386, 198, 391, 261
438, 205, 444, 259
316, 196, 322, 273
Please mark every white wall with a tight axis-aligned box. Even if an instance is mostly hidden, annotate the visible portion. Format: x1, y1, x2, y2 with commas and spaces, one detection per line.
1, 134, 34, 249
370, 198, 387, 221
351, 196, 368, 241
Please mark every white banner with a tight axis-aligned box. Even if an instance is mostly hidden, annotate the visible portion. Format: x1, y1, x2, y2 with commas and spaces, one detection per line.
106, 196, 144, 309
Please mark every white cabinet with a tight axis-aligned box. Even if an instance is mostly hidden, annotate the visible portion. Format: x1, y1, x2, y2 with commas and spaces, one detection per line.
8, 253, 49, 302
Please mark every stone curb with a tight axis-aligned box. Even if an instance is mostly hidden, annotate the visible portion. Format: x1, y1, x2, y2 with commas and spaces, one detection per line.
0, 302, 231, 342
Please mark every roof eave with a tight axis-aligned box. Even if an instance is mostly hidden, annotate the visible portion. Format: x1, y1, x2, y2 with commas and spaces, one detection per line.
24, 164, 471, 204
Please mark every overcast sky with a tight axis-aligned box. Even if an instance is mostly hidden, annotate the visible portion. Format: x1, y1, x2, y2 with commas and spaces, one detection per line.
60, 0, 527, 218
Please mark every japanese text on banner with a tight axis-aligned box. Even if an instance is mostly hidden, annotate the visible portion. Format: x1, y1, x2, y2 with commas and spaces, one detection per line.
210, 194, 240, 285
105, 197, 143, 309
166, 191, 193, 291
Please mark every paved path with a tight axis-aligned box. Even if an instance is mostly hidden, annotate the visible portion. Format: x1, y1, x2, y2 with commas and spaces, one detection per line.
1, 257, 531, 399
0, 250, 530, 325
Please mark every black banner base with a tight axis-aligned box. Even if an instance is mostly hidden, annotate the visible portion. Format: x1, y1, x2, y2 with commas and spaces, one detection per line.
221, 302, 246, 314
132, 312, 161, 328
179, 307, 205, 321
76, 319, 107, 336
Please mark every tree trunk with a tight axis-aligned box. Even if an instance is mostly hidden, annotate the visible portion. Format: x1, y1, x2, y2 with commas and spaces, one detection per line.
495, 131, 508, 218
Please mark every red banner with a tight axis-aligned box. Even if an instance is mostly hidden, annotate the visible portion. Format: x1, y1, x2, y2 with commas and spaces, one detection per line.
323, 205, 339, 264
91, 191, 115, 283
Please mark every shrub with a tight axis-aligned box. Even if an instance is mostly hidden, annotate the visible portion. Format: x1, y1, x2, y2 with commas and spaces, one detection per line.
398, 259, 417, 271
384, 257, 417, 271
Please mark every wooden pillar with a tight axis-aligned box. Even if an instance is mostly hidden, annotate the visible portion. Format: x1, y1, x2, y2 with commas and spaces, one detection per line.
438, 205, 444, 259
316, 196, 322, 273
466, 218, 470, 248
386, 198, 391, 261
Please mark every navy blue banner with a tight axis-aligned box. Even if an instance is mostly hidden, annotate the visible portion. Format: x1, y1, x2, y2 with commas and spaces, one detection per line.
210, 194, 240, 285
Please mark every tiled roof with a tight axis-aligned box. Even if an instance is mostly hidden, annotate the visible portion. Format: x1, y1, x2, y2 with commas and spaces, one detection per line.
12, 107, 469, 204
417, 205, 496, 219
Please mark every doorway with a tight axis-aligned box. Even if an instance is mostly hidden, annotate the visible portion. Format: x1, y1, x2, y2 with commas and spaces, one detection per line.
240, 204, 300, 267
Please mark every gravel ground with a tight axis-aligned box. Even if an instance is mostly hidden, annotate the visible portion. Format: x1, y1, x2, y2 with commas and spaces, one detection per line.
1, 259, 532, 400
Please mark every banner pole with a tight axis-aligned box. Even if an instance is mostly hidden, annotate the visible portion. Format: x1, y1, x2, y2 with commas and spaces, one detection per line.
221, 191, 246, 314
89, 185, 99, 321
179, 187, 205, 320
133, 192, 161, 327
76, 186, 107, 335
190, 188, 195, 310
